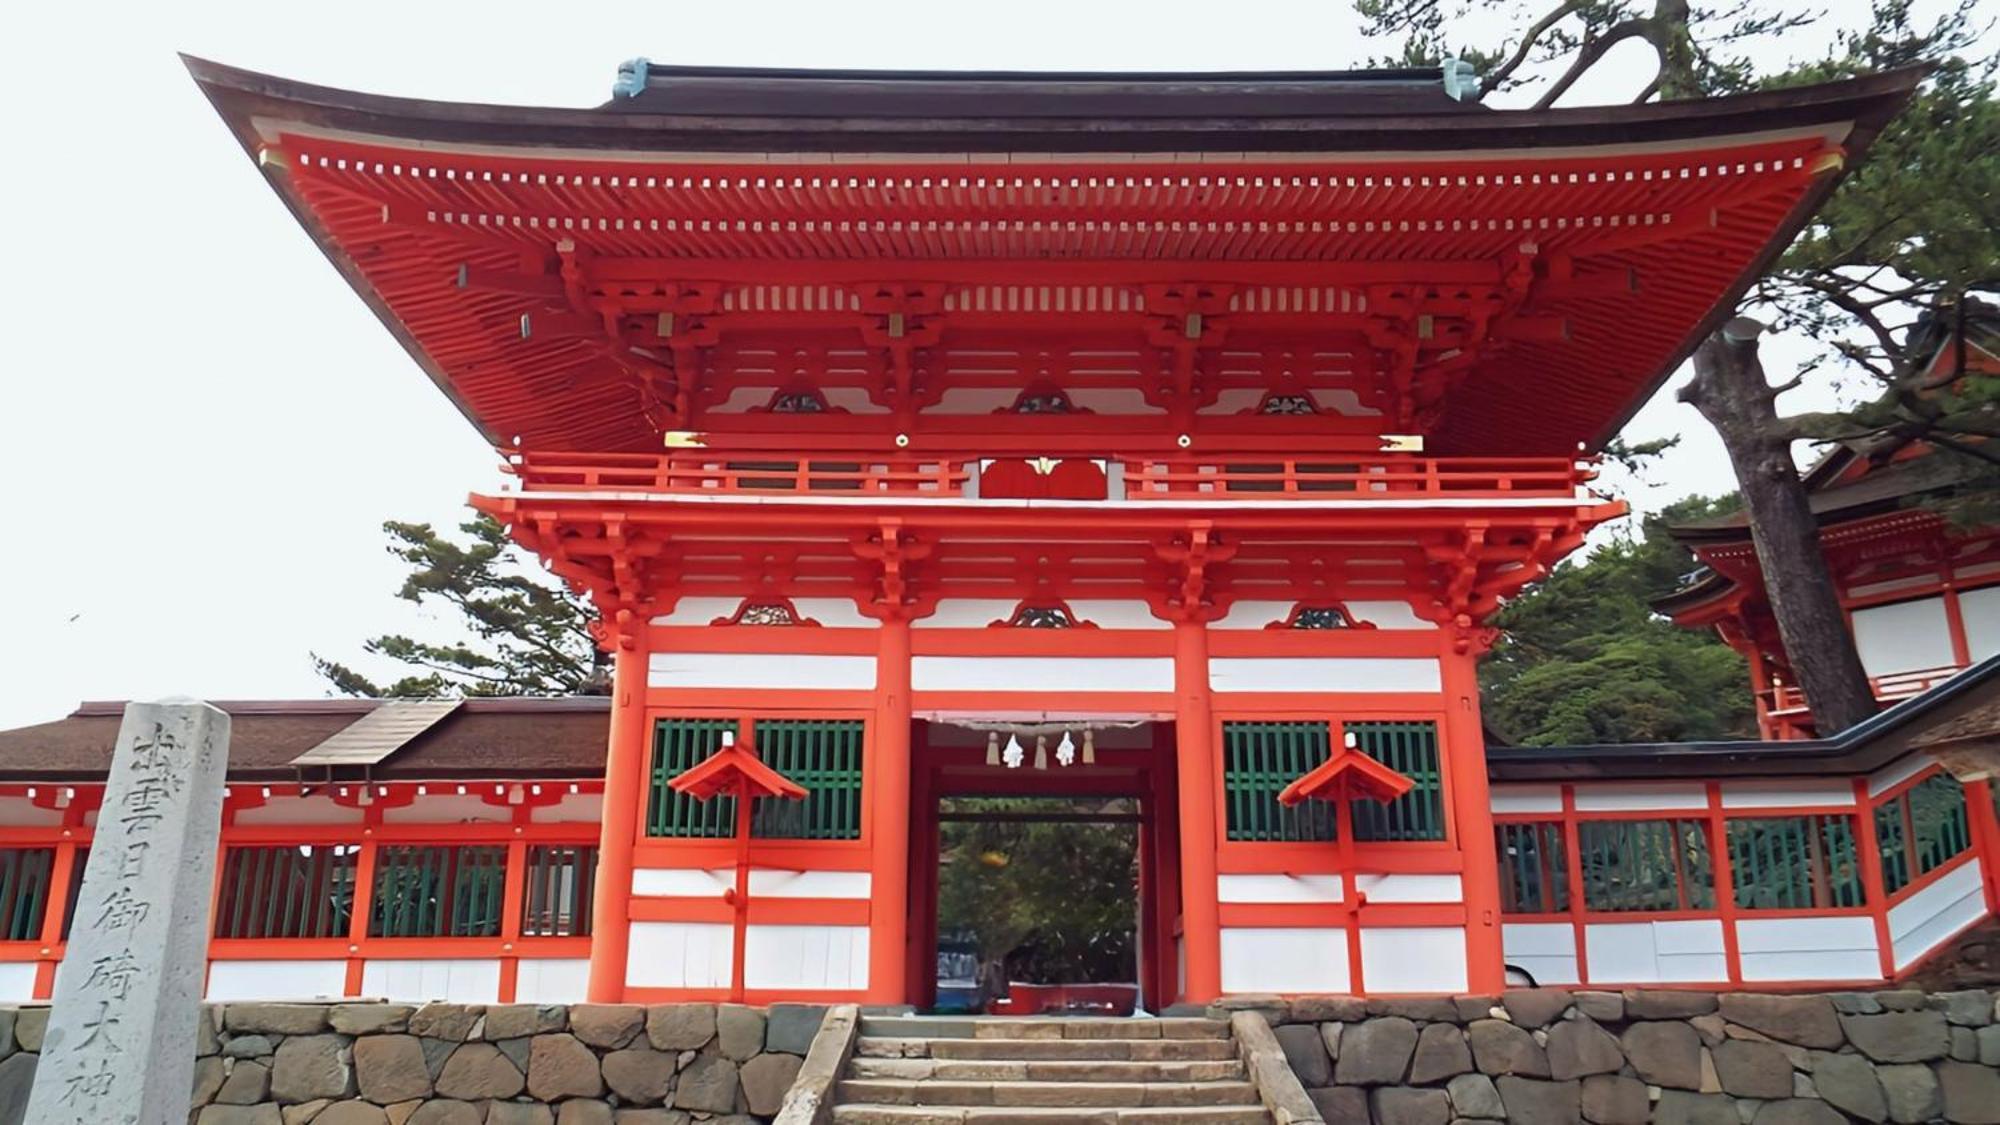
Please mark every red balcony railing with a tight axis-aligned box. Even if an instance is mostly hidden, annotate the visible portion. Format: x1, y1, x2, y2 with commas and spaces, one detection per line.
1121, 456, 1591, 500
1762, 664, 1968, 734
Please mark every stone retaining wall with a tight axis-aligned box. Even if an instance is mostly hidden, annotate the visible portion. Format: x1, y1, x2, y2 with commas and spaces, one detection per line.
0, 1001, 824, 1125
1227, 989, 2000, 1124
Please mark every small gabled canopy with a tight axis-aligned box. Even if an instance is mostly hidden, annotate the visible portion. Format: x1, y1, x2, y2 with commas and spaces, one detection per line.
668, 743, 807, 803
1278, 748, 1414, 807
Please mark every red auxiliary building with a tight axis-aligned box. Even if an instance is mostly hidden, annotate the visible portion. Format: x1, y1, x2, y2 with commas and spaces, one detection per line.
3, 59, 1972, 1008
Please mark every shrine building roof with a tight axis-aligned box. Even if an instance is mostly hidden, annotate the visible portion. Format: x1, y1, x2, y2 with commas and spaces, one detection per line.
185, 57, 1922, 458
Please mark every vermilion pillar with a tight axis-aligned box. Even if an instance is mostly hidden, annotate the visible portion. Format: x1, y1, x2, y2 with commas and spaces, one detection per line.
1174, 619, 1223, 1002
867, 616, 914, 1003
587, 630, 650, 1002
1441, 645, 1506, 993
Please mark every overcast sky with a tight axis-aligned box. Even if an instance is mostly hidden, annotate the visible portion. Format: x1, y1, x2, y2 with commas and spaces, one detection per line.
1, 0, 1885, 728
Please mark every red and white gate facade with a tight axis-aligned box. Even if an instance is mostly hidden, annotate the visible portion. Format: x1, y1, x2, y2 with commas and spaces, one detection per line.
0, 60, 1937, 1004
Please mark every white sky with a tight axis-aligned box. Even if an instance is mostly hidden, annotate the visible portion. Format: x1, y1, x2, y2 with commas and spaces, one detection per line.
0, 0, 1889, 727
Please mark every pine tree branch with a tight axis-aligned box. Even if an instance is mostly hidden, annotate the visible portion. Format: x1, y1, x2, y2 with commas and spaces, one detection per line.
1481, 0, 1589, 96
1531, 19, 1666, 109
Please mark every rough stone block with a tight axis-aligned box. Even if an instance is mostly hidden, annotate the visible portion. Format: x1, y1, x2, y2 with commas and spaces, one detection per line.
1807, 1051, 1886, 1123
1580, 1074, 1648, 1125
487, 1104, 555, 1125
1494, 1076, 1580, 1124
1502, 990, 1573, 1029
602, 1045, 678, 1105
1748, 1099, 1845, 1125
527, 1033, 605, 1100
1373, 1085, 1452, 1125
354, 1034, 432, 1104
313, 1102, 391, 1125
1717, 995, 1842, 1050
1468, 1019, 1549, 1079
271, 1035, 355, 1102
329, 1004, 416, 1037
1573, 993, 1625, 1024
225, 1005, 331, 1037
433, 1042, 524, 1100
222, 1035, 275, 1060
716, 1005, 768, 1062
1652, 1090, 1737, 1125
570, 1005, 646, 1050
0, 1053, 38, 1125
1289, 996, 1366, 1024
741, 1051, 804, 1116
1546, 1018, 1623, 1081
1710, 1039, 1792, 1099
404, 1100, 483, 1125
1930, 990, 1993, 1027
1369, 997, 1463, 1022
407, 1005, 483, 1043
1622, 1021, 1703, 1090
482, 1004, 566, 1041
1841, 1011, 1950, 1064
764, 1004, 828, 1055
1445, 1072, 1504, 1119
1410, 1023, 1474, 1084
556, 1100, 614, 1125
217, 1059, 272, 1105
1626, 992, 1718, 1020
1936, 1059, 2000, 1124
1875, 1062, 1941, 1123
1332, 1017, 1418, 1085
1306, 1085, 1367, 1123
672, 1054, 739, 1113
197, 1108, 284, 1125
648, 1004, 717, 1051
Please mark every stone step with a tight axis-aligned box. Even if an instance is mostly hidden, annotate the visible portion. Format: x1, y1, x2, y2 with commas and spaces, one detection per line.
832, 1106, 1272, 1125
857, 1037, 1239, 1062
838, 1078, 1262, 1109
847, 1058, 1249, 1083
860, 1017, 1230, 1042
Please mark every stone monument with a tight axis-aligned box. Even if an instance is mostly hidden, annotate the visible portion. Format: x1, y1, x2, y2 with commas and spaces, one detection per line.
24, 700, 230, 1124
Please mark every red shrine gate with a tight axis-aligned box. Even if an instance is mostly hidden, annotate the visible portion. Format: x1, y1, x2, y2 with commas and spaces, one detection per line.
184, 57, 1916, 1005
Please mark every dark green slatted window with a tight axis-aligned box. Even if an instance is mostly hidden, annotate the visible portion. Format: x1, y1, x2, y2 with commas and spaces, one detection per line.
0, 849, 57, 942
1222, 721, 1338, 842
214, 845, 359, 939
1727, 816, 1865, 910
1576, 819, 1715, 912
646, 718, 739, 839
1348, 721, 1446, 842
368, 845, 507, 938
752, 719, 865, 840
1877, 772, 1972, 895
1496, 822, 1568, 914
59, 847, 88, 940
521, 845, 597, 937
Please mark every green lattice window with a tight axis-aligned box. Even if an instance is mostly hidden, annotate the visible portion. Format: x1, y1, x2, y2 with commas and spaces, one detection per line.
1877, 772, 1972, 895
1222, 721, 1338, 842
1576, 818, 1715, 913
1727, 815, 1865, 910
1496, 822, 1569, 914
0, 848, 57, 942
215, 845, 359, 939
1347, 721, 1446, 842
645, 717, 864, 840
750, 719, 865, 840
367, 845, 507, 938
521, 845, 597, 937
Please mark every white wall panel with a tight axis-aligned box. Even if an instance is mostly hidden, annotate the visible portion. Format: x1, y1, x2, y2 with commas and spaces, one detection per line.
1572, 784, 1708, 812
1503, 923, 1580, 986
0, 797, 62, 827
1343, 601, 1435, 630
1491, 786, 1564, 815
791, 600, 879, 628
648, 652, 876, 691
1220, 928, 1348, 993
912, 656, 1174, 693
917, 599, 1021, 628
1720, 780, 1856, 809
206, 960, 350, 1001
0, 962, 36, 1004
360, 959, 502, 1003
1889, 859, 1988, 971
747, 870, 872, 899
632, 868, 734, 897
234, 795, 365, 827
1852, 597, 1955, 677
1208, 657, 1441, 694
1352, 874, 1463, 903
1584, 920, 1727, 984
1735, 916, 1881, 982
1216, 874, 1343, 904
1065, 600, 1171, 630
651, 598, 742, 626
743, 925, 870, 990
1867, 755, 1936, 798
533, 792, 605, 824
383, 794, 511, 824
513, 959, 591, 1003
1962, 586, 2000, 663
1361, 927, 1468, 993
1210, 600, 1296, 630
626, 922, 733, 989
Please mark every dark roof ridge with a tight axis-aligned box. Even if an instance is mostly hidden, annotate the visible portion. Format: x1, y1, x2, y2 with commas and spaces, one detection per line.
69, 695, 610, 719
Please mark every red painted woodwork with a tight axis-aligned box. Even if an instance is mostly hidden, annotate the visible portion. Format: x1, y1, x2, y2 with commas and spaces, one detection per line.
1278, 747, 1414, 806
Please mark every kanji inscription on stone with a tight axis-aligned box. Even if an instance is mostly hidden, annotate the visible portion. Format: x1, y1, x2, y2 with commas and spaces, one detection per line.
25, 700, 230, 1125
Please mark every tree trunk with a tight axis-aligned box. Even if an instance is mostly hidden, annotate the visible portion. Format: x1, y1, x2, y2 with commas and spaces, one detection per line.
1680, 317, 1880, 734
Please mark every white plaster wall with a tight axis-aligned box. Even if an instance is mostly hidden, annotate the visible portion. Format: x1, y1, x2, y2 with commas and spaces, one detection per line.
632, 868, 734, 897
1219, 928, 1348, 993
532, 792, 604, 824
1352, 874, 1463, 903
1503, 923, 1580, 986
206, 960, 350, 1001
233, 795, 365, 827
792, 599, 880, 628
1344, 601, 1434, 630
1852, 597, 1956, 677
1962, 586, 2000, 663
648, 653, 876, 691
1889, 859, 1988, 971
626, 922, 733, 989
0, 798, 62, 827
361, 959, 502, 1004
1491, 786, 1564, 815
1583, 920, 1728, 984
1735, 916, 1881, 983
1208, 657, 1441, 694
512, 959, 591, 1004
1719, 781, 1856, 809
1065, 600, 1172, 630
1361, 927, 1468, 993
743, 924, 870, 990
1867, 756, 1936, 798
382, 795, 511, 824
651, 598, 742, 626
1216, 874, 1343, 904
1571, 784, 1708, 813
912, 656, 1174, 693
0, 963, 35, 1004
916, 600, 1020, 628
748, 870, 872, 899
1210, 600, 1296, 630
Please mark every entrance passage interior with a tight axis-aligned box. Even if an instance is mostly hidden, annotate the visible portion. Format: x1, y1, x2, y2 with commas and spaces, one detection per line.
906, 719, 1181, 1014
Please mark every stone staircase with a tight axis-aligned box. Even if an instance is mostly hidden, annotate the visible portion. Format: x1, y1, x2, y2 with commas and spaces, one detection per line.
832, 1015, 1273, 1123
